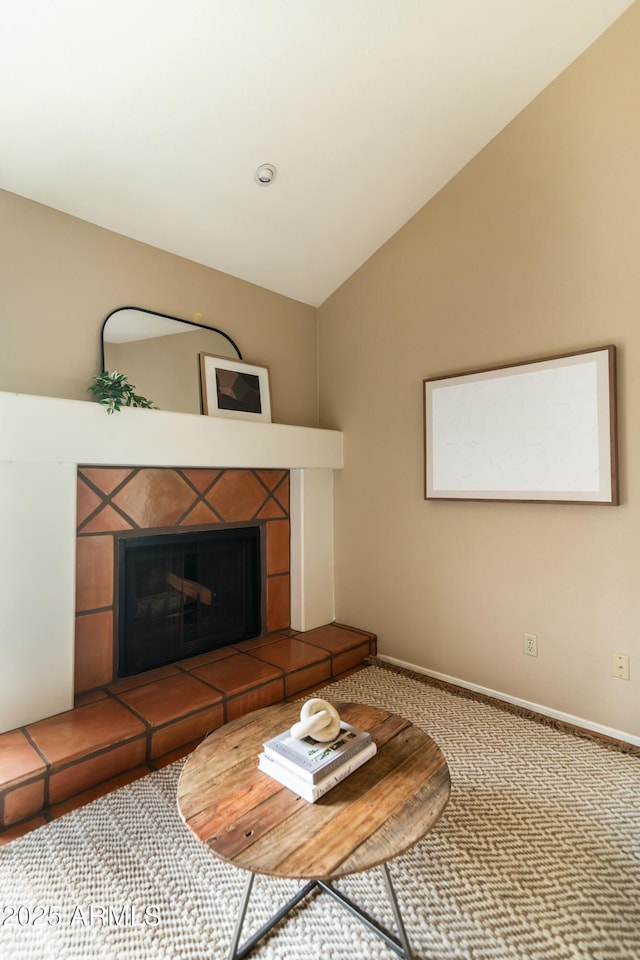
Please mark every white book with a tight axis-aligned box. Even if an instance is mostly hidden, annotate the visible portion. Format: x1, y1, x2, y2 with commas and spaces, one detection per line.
262, 721, 371, 783
258, 740, 377, 802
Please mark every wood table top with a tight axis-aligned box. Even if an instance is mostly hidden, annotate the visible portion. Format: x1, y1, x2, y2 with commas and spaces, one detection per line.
177, 700, 451, 880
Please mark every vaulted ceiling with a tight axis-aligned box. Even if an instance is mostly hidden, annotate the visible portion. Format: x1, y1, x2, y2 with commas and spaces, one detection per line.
1, 1, 633, 305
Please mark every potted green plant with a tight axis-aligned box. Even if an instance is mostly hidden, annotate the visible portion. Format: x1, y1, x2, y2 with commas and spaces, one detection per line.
88, 371, 154, 415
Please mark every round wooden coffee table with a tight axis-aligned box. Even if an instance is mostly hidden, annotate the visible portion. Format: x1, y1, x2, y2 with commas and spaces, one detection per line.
178, 699, 450, 960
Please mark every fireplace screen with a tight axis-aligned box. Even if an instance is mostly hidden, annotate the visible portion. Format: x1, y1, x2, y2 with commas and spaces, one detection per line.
118, 527, 261, 676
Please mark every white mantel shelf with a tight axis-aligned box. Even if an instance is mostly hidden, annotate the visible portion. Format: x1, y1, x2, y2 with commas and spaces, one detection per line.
0, 391, 343, 469
0, 391, 342, 733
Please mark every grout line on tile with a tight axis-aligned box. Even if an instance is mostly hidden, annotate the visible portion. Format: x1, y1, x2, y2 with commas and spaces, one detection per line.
21, 726, 51, 768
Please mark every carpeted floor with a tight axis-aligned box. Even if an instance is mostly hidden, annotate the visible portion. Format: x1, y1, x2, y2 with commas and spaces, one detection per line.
1, 663, 639, 960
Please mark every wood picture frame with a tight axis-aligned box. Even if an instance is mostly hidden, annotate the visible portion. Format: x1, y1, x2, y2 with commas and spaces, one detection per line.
423, 345, 618, 504
199, 353, 272, 422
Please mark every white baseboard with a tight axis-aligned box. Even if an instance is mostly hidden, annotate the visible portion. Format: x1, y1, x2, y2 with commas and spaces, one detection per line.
378, 654, 640, 749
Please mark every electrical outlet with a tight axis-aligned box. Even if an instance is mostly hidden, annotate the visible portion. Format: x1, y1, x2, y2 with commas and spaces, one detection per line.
612, 653, 630, 680
523, 633, 538, 657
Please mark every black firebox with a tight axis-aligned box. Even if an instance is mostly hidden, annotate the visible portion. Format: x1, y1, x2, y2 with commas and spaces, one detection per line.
117, 526, 261, 677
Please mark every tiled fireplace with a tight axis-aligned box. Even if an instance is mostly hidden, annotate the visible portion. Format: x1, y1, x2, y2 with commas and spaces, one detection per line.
75, 466, 292, 694
0, 391, 378, 841
0, 390, 344, 735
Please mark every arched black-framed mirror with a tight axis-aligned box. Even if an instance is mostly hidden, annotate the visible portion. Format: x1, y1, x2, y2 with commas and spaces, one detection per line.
101, 307, 242, 415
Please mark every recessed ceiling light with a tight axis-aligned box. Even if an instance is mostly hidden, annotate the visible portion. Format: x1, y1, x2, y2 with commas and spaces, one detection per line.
254, 164, 277, 185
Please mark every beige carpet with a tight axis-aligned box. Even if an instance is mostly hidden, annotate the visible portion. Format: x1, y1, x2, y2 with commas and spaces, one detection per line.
1, 663, 639, 960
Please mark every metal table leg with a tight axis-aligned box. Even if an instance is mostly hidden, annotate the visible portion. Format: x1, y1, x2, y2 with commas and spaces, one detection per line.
381, 863, 414, 959
227, 872, 255, 960
318, 864, 413, 959
226, 864, 414, 960
228, 875, 318, 960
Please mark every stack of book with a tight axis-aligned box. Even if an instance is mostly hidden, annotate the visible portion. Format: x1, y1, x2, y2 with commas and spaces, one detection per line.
258, 721, 377, 802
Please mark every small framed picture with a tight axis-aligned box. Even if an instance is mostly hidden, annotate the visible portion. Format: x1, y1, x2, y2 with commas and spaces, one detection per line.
199, 353, 272, 422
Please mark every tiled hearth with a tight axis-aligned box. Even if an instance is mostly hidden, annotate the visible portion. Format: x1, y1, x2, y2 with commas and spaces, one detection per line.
0, 623, 376, 843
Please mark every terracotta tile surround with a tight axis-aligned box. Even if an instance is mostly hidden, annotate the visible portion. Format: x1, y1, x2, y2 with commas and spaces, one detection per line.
0, 622, 376, 841
74, 466, 293, 693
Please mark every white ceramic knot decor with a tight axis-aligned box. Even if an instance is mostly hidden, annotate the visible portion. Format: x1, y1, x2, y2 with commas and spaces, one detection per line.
289, 698, 341, 742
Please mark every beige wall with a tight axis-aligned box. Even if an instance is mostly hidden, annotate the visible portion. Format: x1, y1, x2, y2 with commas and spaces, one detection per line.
0, 192, 318, 427
318, 4, 640, 738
